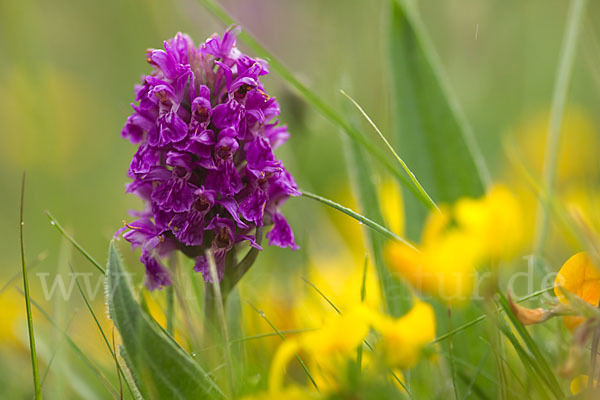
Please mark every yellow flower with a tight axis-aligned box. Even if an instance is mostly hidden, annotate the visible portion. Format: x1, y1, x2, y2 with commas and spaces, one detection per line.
301, 305, 372, 359
554, 252, 600, 330
385, 211, 478, 304
455, 185, 523, 261
570, 374, 597, 395
267, 301, 435, 394
371, 300, 436, 370
303, 254, 381, 325
378, 178, 404, 236
297, 305, 372, 390
243, 385, 321, 400
0, 291, 25, 345
385, 185, 523, 303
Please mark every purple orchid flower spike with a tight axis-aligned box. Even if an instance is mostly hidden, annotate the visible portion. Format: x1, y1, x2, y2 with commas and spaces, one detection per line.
118, 27, 300, 291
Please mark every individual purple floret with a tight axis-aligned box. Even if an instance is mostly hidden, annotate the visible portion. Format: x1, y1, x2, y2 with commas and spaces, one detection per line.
119, 27, 300, 289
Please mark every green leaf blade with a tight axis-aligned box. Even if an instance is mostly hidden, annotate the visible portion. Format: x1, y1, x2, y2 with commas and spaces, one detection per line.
388, 0, 487, 238
106, 241, 224, 400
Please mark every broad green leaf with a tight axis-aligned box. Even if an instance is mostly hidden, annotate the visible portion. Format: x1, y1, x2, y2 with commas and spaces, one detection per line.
106, 241, 224, 400
388, 0, 487, 239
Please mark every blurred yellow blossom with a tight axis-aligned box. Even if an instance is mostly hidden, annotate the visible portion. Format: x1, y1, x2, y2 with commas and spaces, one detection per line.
554, 252, 600, 331
243, 384, 322, 400
378, 178, 404, 236
241, 253, 380, 360
570, 374, 597, 395
385, 209, 479, 304
295, 305, 372, 391
267, 301, 435, 394
0, 291, 25, 345
455, 185, 523, 261
371, 300, 435, 369
303, 254, 381, 322
386, 185, 523, 303
513, 108, 599, 185
505, 108, 600, 245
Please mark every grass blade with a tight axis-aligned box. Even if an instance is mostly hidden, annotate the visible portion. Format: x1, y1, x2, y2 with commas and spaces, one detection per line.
166, 285, 174, 335
39, 315, 75, 388
111, 329, 124, 400
340, 89, 438, 212
45, 210, 105, 275
15, 288, 120, 398
72, 268, 134, 399
195, 0, 436, 211
498, 293, 564, 397
206, 251, 235, 397
492, 306, 556, 399
461, 349, 490, 400
357, 255, 368, 370
300, 190, 415, 250
446, 309, 460, 400
301, 277, 341, 315
19, 173, 42, 399
245, 301, 319, 391
344, 133, 410, 316
300, 276, 411, 395
533, 0, 588, 254
432, 286, 554, 344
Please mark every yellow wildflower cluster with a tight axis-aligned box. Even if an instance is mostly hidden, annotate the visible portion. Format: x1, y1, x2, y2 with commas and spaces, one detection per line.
259, 300, 435, 397
385, 185, 523, 304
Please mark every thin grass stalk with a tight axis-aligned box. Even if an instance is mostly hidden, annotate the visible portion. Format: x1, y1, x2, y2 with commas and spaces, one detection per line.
533, 0, 587, 254
461, 349, 490, 400
166, 286, 175, 335
111, 329, 124, 400
300, 190, 415, 249
16, 288, 120, 398
206, 250, 235, 397
245, 301, 320, 392
483, 300, 507, 400
39, 316, 74, 388
446, 308, 460, 400
19, 173, 42, 399
73, 270, 134, 398
340, 90, 438, 212
357, 255, 368, 370
432, 286, 554, 344
166, 252, 176, 336
45, 210, 105, 275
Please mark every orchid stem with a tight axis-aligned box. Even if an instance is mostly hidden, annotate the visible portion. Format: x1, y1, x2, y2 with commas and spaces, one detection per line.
166, 285, 174, 335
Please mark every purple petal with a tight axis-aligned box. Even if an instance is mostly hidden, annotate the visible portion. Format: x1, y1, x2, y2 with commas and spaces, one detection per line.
266, 212, 298, 250
141, 250, 172, 291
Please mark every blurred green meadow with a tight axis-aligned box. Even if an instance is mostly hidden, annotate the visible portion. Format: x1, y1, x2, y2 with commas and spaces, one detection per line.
1, 0, 600, 398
